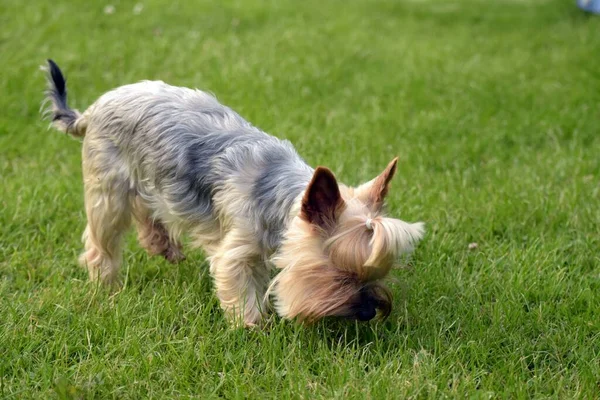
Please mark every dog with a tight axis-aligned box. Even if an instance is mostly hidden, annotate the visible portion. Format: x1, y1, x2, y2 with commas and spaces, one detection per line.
42, 60, 424, 327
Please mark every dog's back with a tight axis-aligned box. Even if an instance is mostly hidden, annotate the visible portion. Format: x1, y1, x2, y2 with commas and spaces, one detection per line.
45, 61, 313, 252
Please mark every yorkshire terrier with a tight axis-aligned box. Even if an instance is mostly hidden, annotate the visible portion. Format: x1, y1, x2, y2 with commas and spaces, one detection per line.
43, 60, 424, 327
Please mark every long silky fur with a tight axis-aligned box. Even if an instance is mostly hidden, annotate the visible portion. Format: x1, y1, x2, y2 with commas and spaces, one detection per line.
42, 60, 425, 326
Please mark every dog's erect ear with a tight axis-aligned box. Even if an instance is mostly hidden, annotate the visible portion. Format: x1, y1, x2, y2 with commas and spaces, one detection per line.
356, 157, 398, 211
301, 167, 344, 228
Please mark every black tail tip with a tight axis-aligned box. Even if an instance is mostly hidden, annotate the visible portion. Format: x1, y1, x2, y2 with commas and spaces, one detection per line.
46, 59, 66, 97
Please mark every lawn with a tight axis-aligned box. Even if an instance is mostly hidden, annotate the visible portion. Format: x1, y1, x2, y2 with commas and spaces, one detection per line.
1, 0, 599, 398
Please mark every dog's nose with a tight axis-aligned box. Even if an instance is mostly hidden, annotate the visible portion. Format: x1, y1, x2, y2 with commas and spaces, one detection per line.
355, 305, 377, 321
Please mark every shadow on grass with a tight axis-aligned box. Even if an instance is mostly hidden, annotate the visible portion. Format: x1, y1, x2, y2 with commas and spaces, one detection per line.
112, 242, 441, 359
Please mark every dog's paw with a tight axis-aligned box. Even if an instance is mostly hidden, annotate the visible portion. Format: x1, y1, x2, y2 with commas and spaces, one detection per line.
163, 245, 186, 264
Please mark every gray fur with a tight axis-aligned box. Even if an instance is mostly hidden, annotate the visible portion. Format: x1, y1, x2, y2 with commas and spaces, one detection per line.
44, 61, 425, 325
82, 81, 313, 251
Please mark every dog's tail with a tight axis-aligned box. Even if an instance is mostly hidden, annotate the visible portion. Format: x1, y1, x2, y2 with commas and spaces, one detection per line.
42, 59, 87, 137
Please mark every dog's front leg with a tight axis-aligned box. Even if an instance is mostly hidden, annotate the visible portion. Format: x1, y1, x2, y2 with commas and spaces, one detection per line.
209, 226, 267, 327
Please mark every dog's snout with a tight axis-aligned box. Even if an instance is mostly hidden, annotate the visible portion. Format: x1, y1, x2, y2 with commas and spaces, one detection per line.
353, 287, 381, 321
355, 304, 377, 321
352, 285, 392, 322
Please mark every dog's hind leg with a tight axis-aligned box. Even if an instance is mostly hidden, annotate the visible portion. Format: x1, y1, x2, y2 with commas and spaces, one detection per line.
131, 197, 185, 264
79, 140, 132, 285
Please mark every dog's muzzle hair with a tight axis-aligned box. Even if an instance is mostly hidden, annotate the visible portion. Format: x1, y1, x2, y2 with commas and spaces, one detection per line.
42, 60, 425, 327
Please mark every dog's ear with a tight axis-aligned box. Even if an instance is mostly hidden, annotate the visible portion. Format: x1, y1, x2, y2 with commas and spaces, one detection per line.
355, 157, 398, 211
301, 167, 344, 228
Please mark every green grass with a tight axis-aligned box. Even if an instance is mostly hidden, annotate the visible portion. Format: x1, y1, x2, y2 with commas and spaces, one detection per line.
1, 0, 600, 398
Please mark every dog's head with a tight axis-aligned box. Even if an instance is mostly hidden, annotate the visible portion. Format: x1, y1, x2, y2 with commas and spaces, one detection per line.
269, 157, 424, 323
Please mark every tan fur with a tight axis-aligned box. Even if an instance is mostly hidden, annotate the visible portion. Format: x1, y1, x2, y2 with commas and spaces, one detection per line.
354, 157, 398, 212
268, 217, 360, 321
78, 142, 423, 324
45, 63, 423, 326
268, 172, 424, 322
209, 225, 270, 326
78, 134, 423, 325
